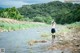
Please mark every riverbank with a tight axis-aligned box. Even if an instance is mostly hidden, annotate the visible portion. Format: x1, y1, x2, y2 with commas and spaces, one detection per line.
0, 18, 49, 32
46, 22, 80, 53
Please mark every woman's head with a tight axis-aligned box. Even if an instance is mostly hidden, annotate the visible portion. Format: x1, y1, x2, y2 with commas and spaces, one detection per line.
51, 20, 55, 24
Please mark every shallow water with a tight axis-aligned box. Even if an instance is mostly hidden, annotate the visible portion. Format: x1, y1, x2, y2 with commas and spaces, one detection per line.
0, 27, 72, 53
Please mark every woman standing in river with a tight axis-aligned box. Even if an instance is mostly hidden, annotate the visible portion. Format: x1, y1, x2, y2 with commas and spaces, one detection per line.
51, 21, 56, 44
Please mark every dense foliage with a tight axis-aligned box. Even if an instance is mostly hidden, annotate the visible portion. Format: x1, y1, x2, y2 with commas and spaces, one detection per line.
0, 1, 80, 24
0, 7, 24, 20
18, 1, 80, 24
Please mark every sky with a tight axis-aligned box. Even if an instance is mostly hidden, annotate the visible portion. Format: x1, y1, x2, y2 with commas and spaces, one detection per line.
0, 0, 63, 8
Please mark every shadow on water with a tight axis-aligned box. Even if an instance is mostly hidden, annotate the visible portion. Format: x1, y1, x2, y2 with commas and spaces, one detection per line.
0, 27, 72, 53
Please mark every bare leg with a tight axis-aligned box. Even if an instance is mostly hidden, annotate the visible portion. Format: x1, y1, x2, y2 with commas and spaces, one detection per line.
52, 34, 55, 38
52, 33, 55, 44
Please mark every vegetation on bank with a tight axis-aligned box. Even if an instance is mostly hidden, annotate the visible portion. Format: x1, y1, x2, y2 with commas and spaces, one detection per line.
0, 18, 49, 32
0, 1, 80, 24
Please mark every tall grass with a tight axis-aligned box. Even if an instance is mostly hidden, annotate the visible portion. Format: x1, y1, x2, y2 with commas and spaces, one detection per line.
0, 21, 49, 32
68, 22, 80, 26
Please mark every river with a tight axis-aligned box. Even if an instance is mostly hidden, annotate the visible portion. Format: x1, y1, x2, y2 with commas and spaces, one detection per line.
0, 27, 72, 53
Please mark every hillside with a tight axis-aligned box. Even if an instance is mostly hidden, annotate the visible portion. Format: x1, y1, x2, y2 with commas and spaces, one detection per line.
18, 1, 70, 18
18, 1, 80, 24
0, 1, 80, 24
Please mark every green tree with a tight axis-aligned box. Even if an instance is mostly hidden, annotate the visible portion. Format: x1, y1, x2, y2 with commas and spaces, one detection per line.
0, 7, 24, 20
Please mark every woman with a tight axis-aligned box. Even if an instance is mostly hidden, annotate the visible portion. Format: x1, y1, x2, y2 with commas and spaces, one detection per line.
51, 21, 56, 44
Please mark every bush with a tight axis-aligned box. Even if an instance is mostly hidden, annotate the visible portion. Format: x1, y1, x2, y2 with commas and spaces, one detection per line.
33, 16, 44, 22
43, 16, 52, 24
20, 17, 32, 21
33, 15, 53, 24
